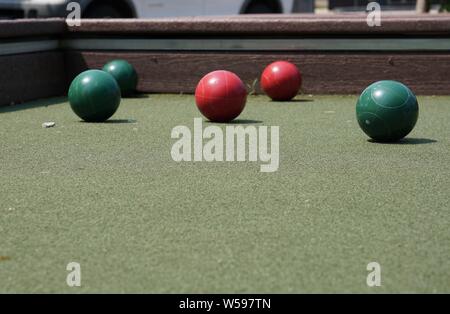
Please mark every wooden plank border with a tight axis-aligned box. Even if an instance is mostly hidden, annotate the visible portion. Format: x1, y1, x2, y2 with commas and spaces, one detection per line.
65, 51, 450, 95
1, 15, 450, 107
66, 14, 450, 36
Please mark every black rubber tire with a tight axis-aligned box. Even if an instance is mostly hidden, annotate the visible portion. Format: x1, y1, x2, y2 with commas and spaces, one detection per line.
83, 4, 124, 18
245, 3, 274, 14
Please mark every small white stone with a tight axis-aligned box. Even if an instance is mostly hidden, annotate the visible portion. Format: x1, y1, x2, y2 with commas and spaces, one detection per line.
42, 122, 56, 128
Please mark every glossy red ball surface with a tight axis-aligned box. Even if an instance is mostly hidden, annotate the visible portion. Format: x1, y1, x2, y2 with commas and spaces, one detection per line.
261, 61, 302, 101
195, 70, 247, 122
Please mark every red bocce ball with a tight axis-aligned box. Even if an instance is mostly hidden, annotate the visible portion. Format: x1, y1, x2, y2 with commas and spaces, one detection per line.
195, 70, 247, 122
261, 61, 302, 101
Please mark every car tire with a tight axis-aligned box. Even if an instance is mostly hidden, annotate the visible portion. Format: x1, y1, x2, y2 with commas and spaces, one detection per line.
245, 3, 274, 14
83, 4, 124, 18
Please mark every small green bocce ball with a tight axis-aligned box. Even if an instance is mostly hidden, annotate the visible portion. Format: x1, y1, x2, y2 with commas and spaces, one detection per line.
68, 70, 121, 122
102, 59, 138, 96
356, 80, 419, 142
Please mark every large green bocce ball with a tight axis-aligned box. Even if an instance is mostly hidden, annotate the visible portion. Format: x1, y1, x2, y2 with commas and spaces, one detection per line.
68, 70, 121, 122
356, 80, 419, 142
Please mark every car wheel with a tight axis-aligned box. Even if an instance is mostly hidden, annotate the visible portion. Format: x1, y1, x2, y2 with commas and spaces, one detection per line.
83, 4, 123, 18
245, 3, 274, 14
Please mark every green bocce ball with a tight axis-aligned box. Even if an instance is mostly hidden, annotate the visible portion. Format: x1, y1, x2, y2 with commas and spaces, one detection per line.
102, 59, 138, 96
356, 80, 419, 142
68, 70, 121, 122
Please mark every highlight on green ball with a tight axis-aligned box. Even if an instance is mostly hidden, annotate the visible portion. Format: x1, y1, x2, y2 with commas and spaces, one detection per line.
356, 80, 419, 142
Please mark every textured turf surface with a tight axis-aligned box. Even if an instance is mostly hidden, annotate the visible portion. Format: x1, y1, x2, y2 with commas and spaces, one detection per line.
1, 94, 449, 293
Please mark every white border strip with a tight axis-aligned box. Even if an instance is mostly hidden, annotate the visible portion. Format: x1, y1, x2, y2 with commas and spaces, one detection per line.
60, 38, 450, 51
1, 38, 450, 55
0, 40, 59, 56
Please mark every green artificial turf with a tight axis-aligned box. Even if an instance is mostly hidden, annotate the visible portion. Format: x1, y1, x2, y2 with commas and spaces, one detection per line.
0, 94, 449, 293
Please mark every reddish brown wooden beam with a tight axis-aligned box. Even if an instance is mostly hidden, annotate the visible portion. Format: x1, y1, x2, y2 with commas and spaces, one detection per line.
65, 51, 450, 95
0, 18, 65, 39
66, 14, 450, 36
1, 15, 450, 39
